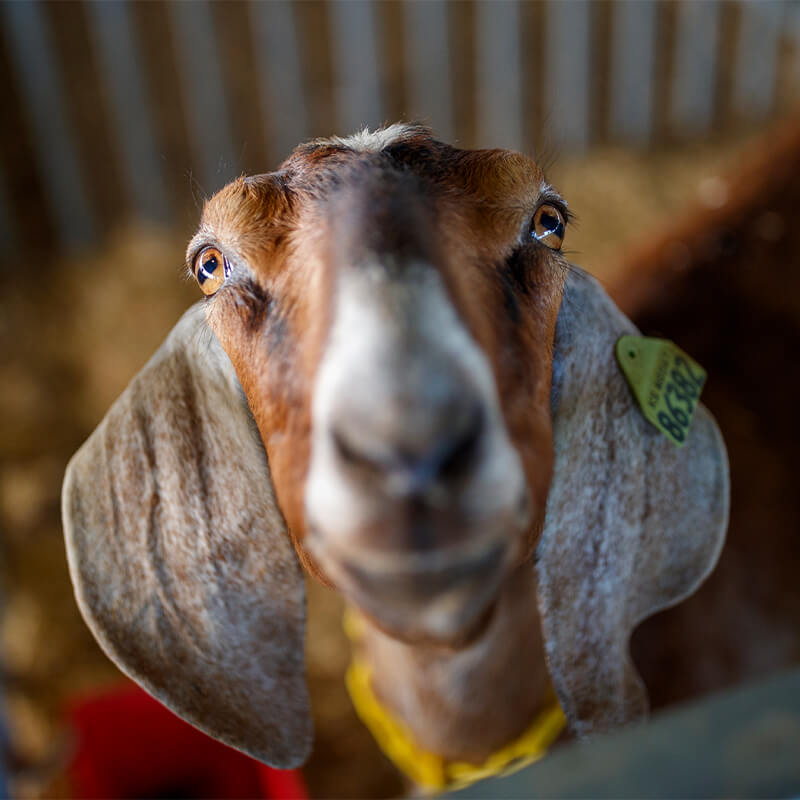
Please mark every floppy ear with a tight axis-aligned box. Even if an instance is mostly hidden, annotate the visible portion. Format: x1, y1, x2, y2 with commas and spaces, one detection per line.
62, 304, 311, 767
537, 268, 729, 737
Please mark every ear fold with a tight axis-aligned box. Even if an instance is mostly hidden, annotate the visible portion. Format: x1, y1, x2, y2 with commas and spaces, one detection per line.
537, 269, 729, 737
62, 304, 311, 768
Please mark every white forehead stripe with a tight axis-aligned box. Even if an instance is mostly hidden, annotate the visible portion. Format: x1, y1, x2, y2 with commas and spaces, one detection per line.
314, 123, 425, 153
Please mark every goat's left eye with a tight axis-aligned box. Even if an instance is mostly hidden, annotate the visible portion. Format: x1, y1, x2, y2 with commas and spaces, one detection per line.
194, 246, 230, 295
530, 204, 566, 250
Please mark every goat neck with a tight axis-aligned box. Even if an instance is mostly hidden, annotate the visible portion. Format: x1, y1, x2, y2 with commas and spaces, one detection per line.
356, 562, 554, 765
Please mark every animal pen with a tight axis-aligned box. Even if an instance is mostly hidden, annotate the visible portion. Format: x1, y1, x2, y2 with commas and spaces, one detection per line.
1, 0, 799, 254
0, 1, 799, 798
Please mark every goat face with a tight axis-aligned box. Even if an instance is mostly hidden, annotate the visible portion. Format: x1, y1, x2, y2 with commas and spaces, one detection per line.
64, 125, 729, 766
191, 127, 568, 643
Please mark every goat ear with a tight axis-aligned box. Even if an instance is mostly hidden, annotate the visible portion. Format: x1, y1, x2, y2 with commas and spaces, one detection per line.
62, 304, 311, 767
537, 269, 729, 737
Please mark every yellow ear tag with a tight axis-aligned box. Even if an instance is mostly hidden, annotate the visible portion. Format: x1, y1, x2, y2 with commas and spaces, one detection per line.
615, 335, 707, 447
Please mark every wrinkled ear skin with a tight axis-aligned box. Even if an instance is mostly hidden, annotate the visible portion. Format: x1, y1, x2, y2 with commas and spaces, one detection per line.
62, 305, 312, 768
537, 269, 729, 737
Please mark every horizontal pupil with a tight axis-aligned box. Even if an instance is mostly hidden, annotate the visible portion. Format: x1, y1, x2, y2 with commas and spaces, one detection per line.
197, 254, 222, 285
540, 213, 558, 231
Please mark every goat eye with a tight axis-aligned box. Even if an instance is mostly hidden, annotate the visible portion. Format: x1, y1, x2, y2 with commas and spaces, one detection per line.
194, 246, 229, 295
531, 204, 566, 250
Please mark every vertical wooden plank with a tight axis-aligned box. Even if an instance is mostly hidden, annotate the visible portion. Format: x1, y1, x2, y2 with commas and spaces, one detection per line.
670, 0, 721, 136
376, 1, 406, 125
249, 0, 310, 163
213, 2, 269, 175
0, 165, 16, 252
589, 0, 613, 146
545, 0, 591, 150
732, 0, 783, 120
712, 0, 741, 133
475, 0, 523, 151
0, 15, 56, 255
404, 0, 453, 141
609, 0, 658, 145
775, 0, 800, 112
129, 1, 195, 227
86, 0, 170, 224
0, 0, 95, 248
168, 0, 239, 195
790, 1, 800, 95
520, 0, 545, 153
294, 1, 336, 138
328, 0, 384, 134
44, 1, 125, 235
651, 0, 678, 144
450, 0, 477, 147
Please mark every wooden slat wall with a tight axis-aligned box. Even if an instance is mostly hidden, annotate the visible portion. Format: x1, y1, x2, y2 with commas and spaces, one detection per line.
671, 0, 721, 135
169, 0, 239, 195
1, 0, 798, 257
86, 0, 170, 224
547, 0, 592, 151
1, 0, 95, 248
328, 0, 383, 133
733, 0, 784, 120
405, 0, 453, 143
0, 163, 14, 249
475, 0, 523, 151
249, 1, 309, 164
610, 0, 658, 144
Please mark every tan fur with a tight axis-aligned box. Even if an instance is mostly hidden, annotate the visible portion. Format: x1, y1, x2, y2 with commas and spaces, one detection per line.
62, 125, 729, 770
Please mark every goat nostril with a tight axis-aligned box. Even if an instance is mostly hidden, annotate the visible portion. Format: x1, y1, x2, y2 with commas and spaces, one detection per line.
331, 403, 485, 497
331, 427, 387, 473
436, 404, 484, 479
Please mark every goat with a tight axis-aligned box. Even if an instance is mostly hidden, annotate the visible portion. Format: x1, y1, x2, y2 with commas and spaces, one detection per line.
61, 123, 729, 788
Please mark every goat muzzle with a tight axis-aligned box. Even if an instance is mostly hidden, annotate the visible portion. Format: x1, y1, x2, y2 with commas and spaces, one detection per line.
303, 235, 532, 640
330, 396, 485, 501
304, 370, 530, 640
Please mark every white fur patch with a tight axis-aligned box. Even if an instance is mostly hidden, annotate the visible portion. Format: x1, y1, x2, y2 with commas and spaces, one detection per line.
305, 260, 529, 551
315, 123, 423, 153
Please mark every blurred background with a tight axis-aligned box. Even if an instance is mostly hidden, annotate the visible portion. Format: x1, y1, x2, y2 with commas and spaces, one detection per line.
1, 0, 799, 255
0, 0, 799, 798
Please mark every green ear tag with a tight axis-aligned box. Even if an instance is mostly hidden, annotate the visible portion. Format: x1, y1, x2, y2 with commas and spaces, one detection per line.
615, 336, 707, 447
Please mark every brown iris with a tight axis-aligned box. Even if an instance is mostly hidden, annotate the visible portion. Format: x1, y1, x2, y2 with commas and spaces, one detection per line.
531, 204, 566, 250
194, 246, 229, 295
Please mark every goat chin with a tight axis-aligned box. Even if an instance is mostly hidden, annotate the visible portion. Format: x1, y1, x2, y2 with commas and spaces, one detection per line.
305, 520, 523, 645
358, 587, 501, 650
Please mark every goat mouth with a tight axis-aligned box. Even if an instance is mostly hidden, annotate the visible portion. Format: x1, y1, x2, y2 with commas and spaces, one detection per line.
323, 539, 512, 641
341, 540, 505, 597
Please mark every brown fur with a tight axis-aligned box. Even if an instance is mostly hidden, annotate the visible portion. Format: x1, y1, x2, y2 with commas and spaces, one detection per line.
194, 134, 565, 581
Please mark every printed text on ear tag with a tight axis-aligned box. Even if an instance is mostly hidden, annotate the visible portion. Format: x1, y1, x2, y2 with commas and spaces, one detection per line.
615, 335, 706, 447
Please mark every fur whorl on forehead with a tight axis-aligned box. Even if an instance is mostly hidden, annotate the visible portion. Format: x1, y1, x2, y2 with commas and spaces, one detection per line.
280, 123, 447, 179
303, 122, 435, 154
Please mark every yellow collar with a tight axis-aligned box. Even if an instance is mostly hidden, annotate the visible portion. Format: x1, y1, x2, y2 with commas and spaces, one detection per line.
343, 610, 567, 793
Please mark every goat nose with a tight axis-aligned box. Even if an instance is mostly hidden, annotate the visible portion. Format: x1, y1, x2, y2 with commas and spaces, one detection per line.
331, 401, 485, 497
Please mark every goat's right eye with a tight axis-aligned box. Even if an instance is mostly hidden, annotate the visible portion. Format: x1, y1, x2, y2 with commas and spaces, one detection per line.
194, 246, 229, 295
530, 204, 566, 250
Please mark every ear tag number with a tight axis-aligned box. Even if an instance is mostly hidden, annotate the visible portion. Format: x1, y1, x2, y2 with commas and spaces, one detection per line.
615, 335, 706, 447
